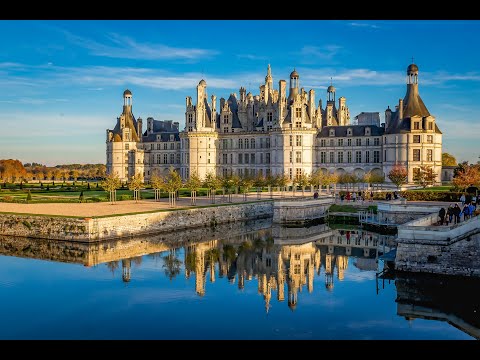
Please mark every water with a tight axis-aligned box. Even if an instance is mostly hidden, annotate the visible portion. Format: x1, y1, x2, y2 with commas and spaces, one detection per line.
0, 219, 476, 340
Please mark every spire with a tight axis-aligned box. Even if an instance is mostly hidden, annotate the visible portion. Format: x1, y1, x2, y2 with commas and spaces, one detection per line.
267, 64, 272, 77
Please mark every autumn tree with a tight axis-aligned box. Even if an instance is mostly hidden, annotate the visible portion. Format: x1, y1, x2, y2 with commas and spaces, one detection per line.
388, 164, 408, 189
452, 165, 480, 192
413, 165, 438, 188
128, 173, 144, 202
297, 172, 310, 196
276, 174, 289, 197
164, 167, 182, 207
185, 170, 202, 205
203, 171, 221, 204
240, 176, 255, 201
100, 172, 121, 204
442, 152, 457, 167
150, 171, 164, 201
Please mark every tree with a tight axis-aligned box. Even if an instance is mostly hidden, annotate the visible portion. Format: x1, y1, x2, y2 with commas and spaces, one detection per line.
453, 165, 480, 192
388, 164, 408, 189
100, 172, 121, 204
413, 165, 438, 188
164, 167, 182, 207
150, 172, 164, 202
253, 175, 266, 199
276, 174, 289, 197
71, 169, 80, 182
162, 249, 182, 281
297, 172, 310, 196
203, 171, 220, 204
230, 174, 241, 196
185, 171, 202, 205
26, 190, 32, 203
128, 173, 144, 203
240, 176, 255, 201
442, 152, 457, 167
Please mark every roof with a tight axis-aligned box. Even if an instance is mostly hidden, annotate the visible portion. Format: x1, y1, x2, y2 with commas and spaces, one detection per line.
290, 69, 299, 78
407, 63, 419, 73
227, 94, 243, 129
123, 89, 132, 96
142, 132, 180, 142
199, 79, 206, 86
402, 84, 431, 118
327, 85, 336, 92
317, 125, 385, 138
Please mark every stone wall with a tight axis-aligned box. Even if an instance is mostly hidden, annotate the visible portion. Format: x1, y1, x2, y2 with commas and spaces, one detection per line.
273, 197, 334, 224
376, 201, 440, 225
0, 201, 274, 242
395, 216, 480, 276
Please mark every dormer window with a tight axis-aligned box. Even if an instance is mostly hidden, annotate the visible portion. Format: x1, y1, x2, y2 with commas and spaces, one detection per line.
347, 128, 352, 136
365, 127, 371, 136
329, 129, 335, 137
413, 121, 420, 130
428, 122, 433, 130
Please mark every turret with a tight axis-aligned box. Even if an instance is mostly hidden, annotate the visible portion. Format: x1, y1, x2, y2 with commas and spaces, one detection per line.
288, 69, 299, 102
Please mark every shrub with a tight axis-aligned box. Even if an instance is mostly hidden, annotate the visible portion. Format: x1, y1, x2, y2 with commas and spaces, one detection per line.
26, 190, 32, 202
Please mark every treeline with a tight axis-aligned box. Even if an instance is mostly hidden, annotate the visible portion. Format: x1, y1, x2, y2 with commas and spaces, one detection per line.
0, 159, 106, 183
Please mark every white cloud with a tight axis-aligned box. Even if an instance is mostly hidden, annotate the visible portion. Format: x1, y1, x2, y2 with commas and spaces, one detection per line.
237, 54, 268, 61
64, 30, 219, 61
349, 22, 380, 29
298, 45, 343, 64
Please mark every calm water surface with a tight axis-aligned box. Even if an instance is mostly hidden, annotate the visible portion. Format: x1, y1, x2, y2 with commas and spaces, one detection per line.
0, 219, 477, 340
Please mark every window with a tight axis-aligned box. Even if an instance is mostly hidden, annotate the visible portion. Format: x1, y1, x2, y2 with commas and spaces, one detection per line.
267, 112, 273, 122
176, 154, 180, 163
223, 127, 229, 133
223, 115, 229, 124
413, 121, 420, 130
260, 153, 263, 164
413, 149, 421, 161
163, 154, 168, 163
157, 143, 161, 150
266, 153, 270, 164
329, 129, 335, 137
347, 139, 352, 146
295, 121, 302, 128
223, 154, 228, 164
244, 154, 249, 164
320, 139, 326, 147
156, 154, 161, 164
245, 139, 249, 149
170, 143, 175, 150
188, 113, 193, 123
251, 154, 255, 164
347, 151, 352, 163
289, 151, 293, 163
296, 135, 302, 146
296, 107, 302, 118
347, 128, 352, 136
427, 135, 433, 143
338, 152, 344, 163
330, 139, 334, 147
266, 138, 270, 148
290, 135, 293, 146
338, 139, 344, 146
373, 151, 380, 163
356, 138, 361, 146
296, 168, 302, 180
365, 151, 370, 163
251, 138, 255, 149
239, 139, 243, 149
320, 151, 326, 163
170, 154, 175, 164
289, 168, 293, 180
384, 150, 387, 161
329, 152, 334, 163
356, 151, 362, 163
222, 139, 227, 149
413, 135, 421, 143
366, 138, 370, 146
296, 151, 302, 163
164, 143, 168, 150
238, 154, 243, 164
374, 138, 380, 146
428, 122, 433, 130
125, 144, 129, 150
427, 149, 433, 161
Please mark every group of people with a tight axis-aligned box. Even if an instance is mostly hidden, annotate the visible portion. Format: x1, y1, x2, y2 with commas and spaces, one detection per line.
438, 200, 477, 225
338, 191, 374, 203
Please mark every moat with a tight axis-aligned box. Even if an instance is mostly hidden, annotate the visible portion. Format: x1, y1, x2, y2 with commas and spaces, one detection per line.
0, 218, 478, 340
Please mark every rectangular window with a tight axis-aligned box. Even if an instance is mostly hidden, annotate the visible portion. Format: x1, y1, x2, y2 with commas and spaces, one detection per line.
356, 151, 362, 163
222, 139, 228, 149
251, 154, 255, 164
427, 149, 433, 161
413, 135, 421, 143
223, 115, 229, 124
374, 138, 380, 146
156, 154, 161, 164
290, 135, 293, 146
296, 151, 302, 163
347, 151, 352, 163
330, 139, 334, 147
266, 153, 270, 164
157, 143, 161, 150
347, 139, 352, 146
251, 138, 255, 149
321, 139, 326, 147
244, 154, 249, 164
266, 138, 270, 148
267, 112, 273, 122
373, 150, 380, 163
125, 144, 129, 150
296, 168, 302, 180
224, 127, 228, 133
290, 151, 293, 163
329, 151, 334, 163
239, 139, 243, 149
356, 138, 361, 146
260, 153, 263, 164
188, 113, 193, 123
427, 135, 433, 143
320, 151, 326, 163
384, 149, 387, 161
365, 151, 370, 163
413, 149, 421, 161
170, 154, 175, 164
245, 139, 249, 149
176, 154, 180, 163
163, 154, 168, 164
238, 154, 243, 164
428, 122, 433, 130
338, 152, 344, 163
296, 135, 302, 146
366, 138, 370, 146
289, 168, 293, 180
338, 139, 344, 146
223, 154, 228, 164
296, 107, 302, 118
413, 122, 420, 130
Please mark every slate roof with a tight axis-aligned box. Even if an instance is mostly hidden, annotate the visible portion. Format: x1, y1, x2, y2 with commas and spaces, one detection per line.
317, 125, 385, 138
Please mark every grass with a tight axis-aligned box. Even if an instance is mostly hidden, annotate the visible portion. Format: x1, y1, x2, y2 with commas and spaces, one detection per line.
410, 186, 452, 192
329, 204, 377, 213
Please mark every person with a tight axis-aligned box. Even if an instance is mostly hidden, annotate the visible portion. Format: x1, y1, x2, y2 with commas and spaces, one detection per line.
370, 191, 374, 202
469, 202, 475, 218
313, 191, 319, 199
394, 191, 399, 200
460, 193, 466, 206
454, 203, 462, 224
438, 207, 446, 225
447, 204, 454, 225
462, 203, 470, 221
352, 192, 357, 202
472, 195, 477, 210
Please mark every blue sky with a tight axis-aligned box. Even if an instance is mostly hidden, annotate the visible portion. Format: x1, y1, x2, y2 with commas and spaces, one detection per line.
0, 20, 479, 166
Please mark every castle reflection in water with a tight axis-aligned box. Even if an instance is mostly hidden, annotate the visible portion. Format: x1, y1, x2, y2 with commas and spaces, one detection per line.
0, 219, 394, 313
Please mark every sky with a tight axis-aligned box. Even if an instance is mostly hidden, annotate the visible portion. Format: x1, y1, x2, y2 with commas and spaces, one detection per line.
0, 19, 479, 166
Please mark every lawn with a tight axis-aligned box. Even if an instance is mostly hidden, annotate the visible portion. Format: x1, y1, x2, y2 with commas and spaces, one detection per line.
410, 186, 452, 192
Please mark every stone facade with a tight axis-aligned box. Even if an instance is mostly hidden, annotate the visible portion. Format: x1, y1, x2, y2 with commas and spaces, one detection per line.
106, 63, 443, 185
